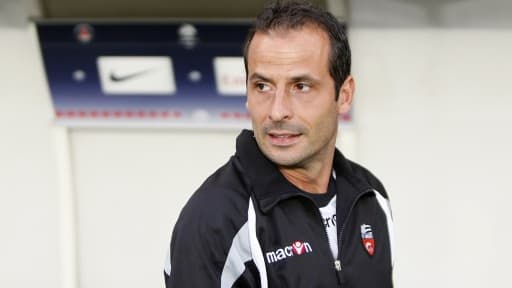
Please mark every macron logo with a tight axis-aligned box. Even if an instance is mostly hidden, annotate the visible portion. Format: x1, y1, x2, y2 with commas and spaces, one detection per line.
265, 241, 313, 264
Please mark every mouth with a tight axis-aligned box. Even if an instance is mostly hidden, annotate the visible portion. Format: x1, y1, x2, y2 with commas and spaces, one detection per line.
267, 131, 302, 146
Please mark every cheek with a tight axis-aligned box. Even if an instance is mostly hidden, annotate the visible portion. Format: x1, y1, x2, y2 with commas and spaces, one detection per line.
247, 97, 268, 120
300, 103, 339, 129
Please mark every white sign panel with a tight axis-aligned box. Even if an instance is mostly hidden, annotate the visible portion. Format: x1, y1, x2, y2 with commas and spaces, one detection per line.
97, 56, 176, 95
213, 57, 246, 96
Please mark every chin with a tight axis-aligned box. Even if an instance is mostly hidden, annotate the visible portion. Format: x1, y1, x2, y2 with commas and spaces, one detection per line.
264, 150, 305, 168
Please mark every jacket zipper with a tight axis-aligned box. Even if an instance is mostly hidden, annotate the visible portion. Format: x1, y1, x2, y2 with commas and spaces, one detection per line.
308, 200, 341, 284
338, 189, 373, 264
336, 188, 374, 271
298, 194, 344, 285
298, 187, 374, 286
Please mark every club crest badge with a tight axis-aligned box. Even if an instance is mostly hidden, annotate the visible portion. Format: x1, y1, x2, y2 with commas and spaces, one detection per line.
360, 224, 375, 256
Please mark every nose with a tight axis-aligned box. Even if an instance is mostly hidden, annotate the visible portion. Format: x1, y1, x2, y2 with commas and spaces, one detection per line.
269, 87, 293, 122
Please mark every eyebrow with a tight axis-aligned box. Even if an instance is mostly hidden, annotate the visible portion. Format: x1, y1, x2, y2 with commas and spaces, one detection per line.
248, 73, 272, 83
248, 73, 319, 84
290, 74, 318, 83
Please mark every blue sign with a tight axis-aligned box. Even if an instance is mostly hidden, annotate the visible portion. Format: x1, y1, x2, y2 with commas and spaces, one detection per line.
36, 21, 252, 128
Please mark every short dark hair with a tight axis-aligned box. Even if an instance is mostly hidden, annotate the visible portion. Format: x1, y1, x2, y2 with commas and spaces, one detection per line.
243, 0, 351, 100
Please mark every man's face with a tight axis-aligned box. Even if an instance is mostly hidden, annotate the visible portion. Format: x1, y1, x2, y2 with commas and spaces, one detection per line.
246, 25, 351, 168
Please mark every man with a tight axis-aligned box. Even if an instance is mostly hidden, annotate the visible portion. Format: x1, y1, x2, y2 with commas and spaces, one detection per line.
164, 1, 394, 287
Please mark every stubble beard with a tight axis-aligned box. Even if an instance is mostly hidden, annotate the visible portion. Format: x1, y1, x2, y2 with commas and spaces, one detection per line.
254, 120, 337, 169
256, 121, 303, 167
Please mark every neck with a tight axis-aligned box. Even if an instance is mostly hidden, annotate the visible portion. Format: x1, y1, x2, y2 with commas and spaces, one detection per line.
278, 148, 335, 194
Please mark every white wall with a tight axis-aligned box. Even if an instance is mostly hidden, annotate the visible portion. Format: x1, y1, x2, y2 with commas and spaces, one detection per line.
351, 28, 512, 287
71, 128, 239, 288
0, 22, 60, 288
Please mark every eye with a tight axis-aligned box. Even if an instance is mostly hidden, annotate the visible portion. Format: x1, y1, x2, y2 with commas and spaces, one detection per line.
295, 82, 311, 92
255, 82, 271, 92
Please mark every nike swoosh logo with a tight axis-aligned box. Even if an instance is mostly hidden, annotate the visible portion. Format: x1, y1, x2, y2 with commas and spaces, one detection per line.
109, 68, 154, 82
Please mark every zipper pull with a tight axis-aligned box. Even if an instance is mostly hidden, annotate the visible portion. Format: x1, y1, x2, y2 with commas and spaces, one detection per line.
334, 260, 342, 271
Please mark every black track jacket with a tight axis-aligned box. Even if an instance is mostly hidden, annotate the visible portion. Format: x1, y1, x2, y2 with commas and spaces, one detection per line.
164, 130, 394, 287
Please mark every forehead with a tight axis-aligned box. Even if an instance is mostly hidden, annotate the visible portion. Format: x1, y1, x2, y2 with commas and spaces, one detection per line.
246, 25, 331, 75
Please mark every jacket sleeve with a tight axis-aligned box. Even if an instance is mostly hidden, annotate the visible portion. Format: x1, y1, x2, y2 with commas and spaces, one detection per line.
164, 216, 219, 286
164, 188, 260, 287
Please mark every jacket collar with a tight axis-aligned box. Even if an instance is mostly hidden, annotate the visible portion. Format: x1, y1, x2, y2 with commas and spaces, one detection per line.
234, 129, 373, 213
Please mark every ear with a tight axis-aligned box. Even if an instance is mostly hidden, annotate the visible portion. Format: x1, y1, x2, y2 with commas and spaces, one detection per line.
337, 75, 355, 115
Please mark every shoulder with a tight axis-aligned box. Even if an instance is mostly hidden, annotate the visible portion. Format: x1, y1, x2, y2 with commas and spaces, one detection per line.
167, 157, 253, 285
173, 157, 250, 241
346, 159, 389, 199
